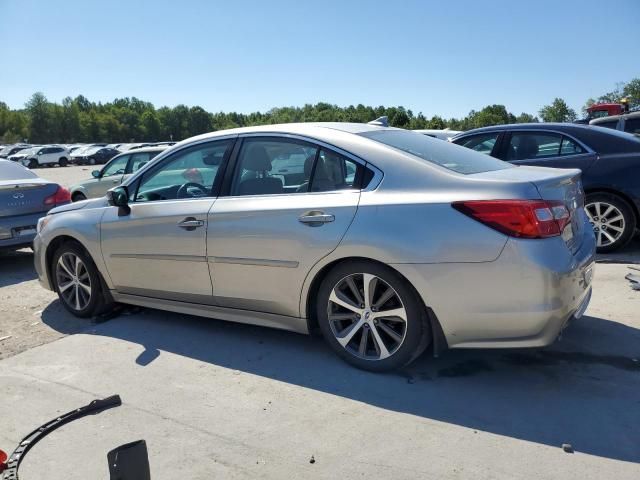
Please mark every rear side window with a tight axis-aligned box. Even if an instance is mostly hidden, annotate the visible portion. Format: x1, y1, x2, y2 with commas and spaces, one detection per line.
454, 133, 499, 155
560, 137, 585, 155
624, 118, 640, 137
506, 133, 561, 160
594, 119, 618, 130
310, 149, 361, 192
360, 130, 511, 174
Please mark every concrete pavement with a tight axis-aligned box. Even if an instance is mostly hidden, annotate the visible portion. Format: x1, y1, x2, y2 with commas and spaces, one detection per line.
1, 263, 639, 479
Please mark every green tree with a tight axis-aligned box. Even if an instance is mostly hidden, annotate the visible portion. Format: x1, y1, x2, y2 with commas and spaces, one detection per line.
539, 98, 577, 122
25, 92, 52, 143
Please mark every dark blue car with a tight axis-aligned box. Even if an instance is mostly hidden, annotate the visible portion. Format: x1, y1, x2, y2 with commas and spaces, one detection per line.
452, 124, 640, 252
0, 160, 70, 250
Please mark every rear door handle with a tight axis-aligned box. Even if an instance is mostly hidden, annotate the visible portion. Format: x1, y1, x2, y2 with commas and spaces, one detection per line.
178, 217, 205, 231
298, 212, 335, 226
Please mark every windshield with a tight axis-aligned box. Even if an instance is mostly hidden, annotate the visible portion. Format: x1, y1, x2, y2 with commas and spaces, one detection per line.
359, 129, 512, 174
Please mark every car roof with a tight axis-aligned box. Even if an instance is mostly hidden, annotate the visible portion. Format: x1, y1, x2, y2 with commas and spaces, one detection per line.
116, 145, 168, 155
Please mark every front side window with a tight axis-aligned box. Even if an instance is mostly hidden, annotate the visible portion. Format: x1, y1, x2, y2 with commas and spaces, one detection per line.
454, 133, 500, 155
102, 155, 129, 177
506, 132, 563, 160
135, 140, 232, 202
230, 139, 317, 196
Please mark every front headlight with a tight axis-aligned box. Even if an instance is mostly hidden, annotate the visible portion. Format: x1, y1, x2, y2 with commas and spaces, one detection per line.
37, 216, 51, 234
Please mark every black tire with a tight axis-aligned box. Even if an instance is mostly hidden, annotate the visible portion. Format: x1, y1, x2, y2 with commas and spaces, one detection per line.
28, 159, 38, 169
72, 192, 87, 202
52, 241, 114, 318
585, 193, 636, 253
58, 157, 68, 167
316, 260, 431, 372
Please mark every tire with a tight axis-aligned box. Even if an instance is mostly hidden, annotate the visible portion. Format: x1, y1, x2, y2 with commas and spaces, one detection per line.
316, 260, 431, 372
585, 193, 636, 253
52, 241, 114, 318
88, 157, 96, 165
72, 192, 87, 202
59, 157, 68, 167
28, 159, 38, 169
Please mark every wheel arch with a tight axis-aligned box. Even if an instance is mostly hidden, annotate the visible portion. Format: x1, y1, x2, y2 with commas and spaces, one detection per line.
584, 187, 639, 224
45, 235, 87, 288
302, 256, 448, 355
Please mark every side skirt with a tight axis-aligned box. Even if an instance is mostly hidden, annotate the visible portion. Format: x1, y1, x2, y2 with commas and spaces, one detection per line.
111, 291, 310, 334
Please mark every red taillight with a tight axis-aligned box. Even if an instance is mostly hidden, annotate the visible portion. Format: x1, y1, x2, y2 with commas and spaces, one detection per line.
452, 200, 570, 239
44, 186, 71, 206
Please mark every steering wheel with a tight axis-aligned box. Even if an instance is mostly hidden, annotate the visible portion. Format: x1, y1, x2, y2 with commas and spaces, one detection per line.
177, 182, 207, 199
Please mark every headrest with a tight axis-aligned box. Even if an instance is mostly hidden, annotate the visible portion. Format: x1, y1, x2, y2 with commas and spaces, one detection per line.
243, 144, 272, 171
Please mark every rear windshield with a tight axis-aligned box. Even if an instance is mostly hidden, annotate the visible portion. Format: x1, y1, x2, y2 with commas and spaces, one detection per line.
359, 130, 512, 174
0, 160, 38, 180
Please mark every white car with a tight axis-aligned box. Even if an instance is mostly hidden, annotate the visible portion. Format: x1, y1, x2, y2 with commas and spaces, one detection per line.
21, 145, 70, 168
414, 128, 463, 141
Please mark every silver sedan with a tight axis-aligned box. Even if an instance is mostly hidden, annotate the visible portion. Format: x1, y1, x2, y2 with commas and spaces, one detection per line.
33, 123, 596, 371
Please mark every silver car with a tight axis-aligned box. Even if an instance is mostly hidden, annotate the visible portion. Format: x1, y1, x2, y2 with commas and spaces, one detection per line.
69, 146, 167, 201
33, 123, 595, 371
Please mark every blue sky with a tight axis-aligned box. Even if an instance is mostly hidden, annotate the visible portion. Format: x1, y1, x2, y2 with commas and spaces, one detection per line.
1, 0, 639, 118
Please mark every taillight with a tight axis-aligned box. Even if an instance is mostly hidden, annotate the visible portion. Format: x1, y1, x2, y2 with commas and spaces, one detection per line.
452, 200, 571, 239
44, 186, 71, 206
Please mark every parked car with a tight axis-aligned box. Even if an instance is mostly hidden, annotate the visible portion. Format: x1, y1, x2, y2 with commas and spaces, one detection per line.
34, 123, 594, 371
452, 123, 640, 252
70, 146, 168, 201
19, 145, 70, 168
414, 128, 462, 141
0, 159, 71, 251
0, 144, 31, 159
590, 110, 640, 137
70, 146, 120, 165
8, 146, 40, 163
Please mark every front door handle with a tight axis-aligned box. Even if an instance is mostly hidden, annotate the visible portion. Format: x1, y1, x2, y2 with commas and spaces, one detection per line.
299, 212, 335, 226
178, 217, 205, 231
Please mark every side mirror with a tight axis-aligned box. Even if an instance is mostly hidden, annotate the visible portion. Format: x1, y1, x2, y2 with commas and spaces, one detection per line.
107, 186, 130, 215
92, 170, 101, 178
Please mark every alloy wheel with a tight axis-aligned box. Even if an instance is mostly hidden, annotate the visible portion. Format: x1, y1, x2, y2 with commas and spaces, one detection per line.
585, 201, 625, 248
327, 273, 407, 360
55, 252, 92, 311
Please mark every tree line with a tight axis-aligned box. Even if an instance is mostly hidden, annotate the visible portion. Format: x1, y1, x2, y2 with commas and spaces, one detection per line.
1, 78, 637, 144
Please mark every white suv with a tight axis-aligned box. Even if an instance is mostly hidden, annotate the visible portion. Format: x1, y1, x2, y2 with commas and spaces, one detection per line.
21, 146, 70, 168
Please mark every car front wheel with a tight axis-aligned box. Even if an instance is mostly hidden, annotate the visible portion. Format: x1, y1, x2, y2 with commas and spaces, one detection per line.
317, 260, 431, 371
585, 193, 636, 253
52, 242, 114, 318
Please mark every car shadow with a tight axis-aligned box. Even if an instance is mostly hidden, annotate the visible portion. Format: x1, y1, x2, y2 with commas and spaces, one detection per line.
40, 304, 640, 464
0, 249, 37, 288
596, 236, 640, 264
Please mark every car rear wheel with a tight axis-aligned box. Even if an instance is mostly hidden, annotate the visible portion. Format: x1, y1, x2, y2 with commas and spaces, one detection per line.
58, 157, 68, 167
317, 260, 430, 371
585, 193, 636, 253
52, 242, 114, 318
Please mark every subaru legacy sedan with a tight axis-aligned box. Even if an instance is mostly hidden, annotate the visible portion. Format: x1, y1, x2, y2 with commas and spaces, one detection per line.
33, 123, 595, 371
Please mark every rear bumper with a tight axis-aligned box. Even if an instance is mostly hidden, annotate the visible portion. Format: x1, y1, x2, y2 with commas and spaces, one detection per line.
0, 211, 47, 250
393, 224, 596, 349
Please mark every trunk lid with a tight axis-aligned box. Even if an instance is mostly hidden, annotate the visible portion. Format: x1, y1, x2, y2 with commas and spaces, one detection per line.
0, 179, 58, 218
470, 166, 586, 254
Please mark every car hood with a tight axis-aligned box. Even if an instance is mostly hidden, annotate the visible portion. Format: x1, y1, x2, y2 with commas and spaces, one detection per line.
49, 196, 108, 214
